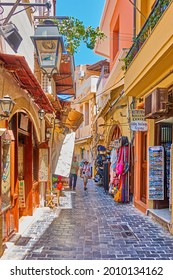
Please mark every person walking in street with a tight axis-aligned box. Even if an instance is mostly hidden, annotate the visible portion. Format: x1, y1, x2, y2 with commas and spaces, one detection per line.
69, 155, 79, 190
80, 159, 91, 191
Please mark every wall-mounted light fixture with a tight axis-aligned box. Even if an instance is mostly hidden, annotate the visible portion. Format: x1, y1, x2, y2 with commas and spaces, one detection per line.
31, 20, 65, 80
0, 1, 52, 53
0, 23, 23, 53
0, 95, 15, 120
38, 109, 45, 120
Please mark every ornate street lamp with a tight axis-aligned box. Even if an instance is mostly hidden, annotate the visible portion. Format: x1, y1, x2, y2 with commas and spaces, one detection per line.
0, 95, 15, 119
31, 20, 65, 80
38, 109, 45, 120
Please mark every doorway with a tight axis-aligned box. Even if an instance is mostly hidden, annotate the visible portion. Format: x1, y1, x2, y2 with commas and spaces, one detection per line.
140, 132, 147, 204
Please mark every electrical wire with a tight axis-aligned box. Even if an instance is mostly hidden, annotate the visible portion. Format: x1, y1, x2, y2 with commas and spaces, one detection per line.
74, 76, 125, 105
0, 6, 32, 21
128, 0, 146, 19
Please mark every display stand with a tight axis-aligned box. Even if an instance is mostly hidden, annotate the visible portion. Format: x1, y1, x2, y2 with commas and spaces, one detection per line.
148, 146, 164, 200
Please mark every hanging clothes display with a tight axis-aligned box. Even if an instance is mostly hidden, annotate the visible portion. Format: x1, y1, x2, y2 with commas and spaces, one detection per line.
94, 145, 106, 185
109, 146, 118, 195
109, 136, 130, 203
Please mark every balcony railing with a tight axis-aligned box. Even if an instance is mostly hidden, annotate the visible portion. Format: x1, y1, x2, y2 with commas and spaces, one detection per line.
124, 0, 172, 69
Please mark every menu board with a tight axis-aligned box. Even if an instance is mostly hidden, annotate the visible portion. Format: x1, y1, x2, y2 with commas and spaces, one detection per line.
148, 146, 164, 200
39, 148, 48, 182
1, 142, 11, 211
18, 180, 26, 208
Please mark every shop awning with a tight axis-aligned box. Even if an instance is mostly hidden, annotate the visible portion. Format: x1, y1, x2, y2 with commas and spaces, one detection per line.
53, 53, 75, 96
0, 53, 54, 113
46, 93, 62, 111
62, 109, 83, 131
75, 135, 92, 144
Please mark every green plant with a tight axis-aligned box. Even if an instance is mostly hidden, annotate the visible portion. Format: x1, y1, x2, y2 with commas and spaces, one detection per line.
53, 17, 106, 55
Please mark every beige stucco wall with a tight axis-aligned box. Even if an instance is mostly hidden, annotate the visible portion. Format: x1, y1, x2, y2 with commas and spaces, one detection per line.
0, 68, 41, 141
2, 0, 35, 70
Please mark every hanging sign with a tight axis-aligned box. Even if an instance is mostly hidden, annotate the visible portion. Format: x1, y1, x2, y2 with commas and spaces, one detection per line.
130, 121, 148, 131
131, 109, 145, 121
148, 146, 164, 200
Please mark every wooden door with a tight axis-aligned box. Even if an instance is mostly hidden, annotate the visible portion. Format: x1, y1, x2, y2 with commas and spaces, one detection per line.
140, 132, 147, 204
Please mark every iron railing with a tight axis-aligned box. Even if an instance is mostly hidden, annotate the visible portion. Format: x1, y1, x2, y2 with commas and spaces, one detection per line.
125, 0, 172, 69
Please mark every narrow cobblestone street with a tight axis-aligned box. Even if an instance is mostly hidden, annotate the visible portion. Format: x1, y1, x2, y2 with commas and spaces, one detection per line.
1, 178, 173, 260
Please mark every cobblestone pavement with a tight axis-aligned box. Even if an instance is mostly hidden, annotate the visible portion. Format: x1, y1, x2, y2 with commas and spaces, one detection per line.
1, 178, 173, 260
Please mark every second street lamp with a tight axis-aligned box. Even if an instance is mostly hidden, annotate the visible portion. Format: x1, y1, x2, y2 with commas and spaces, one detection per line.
31, 20, 65, 80
0, 95, 15, 119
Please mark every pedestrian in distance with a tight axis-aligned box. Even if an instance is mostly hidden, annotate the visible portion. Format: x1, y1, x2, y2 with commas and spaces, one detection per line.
69, 155, 79, 190
80, 159, 91, 191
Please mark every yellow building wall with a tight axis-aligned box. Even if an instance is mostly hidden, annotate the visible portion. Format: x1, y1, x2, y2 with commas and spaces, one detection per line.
0, 69, 41, 141
124, 1, 173, 226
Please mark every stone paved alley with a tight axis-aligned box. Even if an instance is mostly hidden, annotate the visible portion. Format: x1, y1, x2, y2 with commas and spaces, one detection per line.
1, 178, 173, 260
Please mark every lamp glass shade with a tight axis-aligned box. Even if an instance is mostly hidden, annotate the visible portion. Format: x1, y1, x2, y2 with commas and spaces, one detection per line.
0, 95, 15, 115
31, 24, 64, 72
38, 109, 45, 120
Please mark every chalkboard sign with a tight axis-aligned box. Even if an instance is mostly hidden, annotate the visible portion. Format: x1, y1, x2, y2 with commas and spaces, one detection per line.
39, 148, 48, 182
148, 146, 164, 200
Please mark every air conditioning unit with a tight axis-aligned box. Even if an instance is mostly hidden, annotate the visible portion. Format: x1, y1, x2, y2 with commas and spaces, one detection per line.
144, 88, 168, 118
78, 70, 85, 80
152, 88, 168, 114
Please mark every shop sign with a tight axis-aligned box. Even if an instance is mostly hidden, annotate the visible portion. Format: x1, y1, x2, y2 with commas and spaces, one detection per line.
131, 109, 145, 121
148, 146, 164, 200
130, 121, 148, 131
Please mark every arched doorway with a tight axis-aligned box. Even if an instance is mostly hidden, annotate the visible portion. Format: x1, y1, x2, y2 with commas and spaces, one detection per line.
9, 112, 40, 218
108, 124, 121, 145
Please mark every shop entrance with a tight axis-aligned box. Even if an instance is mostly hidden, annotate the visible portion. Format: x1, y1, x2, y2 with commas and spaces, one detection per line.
154, 123, 172, 209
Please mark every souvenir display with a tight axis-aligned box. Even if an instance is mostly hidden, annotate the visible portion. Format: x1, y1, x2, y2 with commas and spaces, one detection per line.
164, 143, 171, 198
109, 136, 130, 203
148, 146, 164, 200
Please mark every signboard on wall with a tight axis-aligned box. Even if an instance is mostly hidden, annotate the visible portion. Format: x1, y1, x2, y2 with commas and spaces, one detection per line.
131, 109, 145, 121
39, 148, 49, 181
20, 113, 29, 131
18, 180, 26, 208
148, 146, 164, 200
130, 121, 148, 131
1, 141, 11, 211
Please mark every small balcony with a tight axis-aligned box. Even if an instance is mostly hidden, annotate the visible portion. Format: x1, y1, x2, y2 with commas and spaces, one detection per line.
125, 0, 172, 69
124, 0, 173, 97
